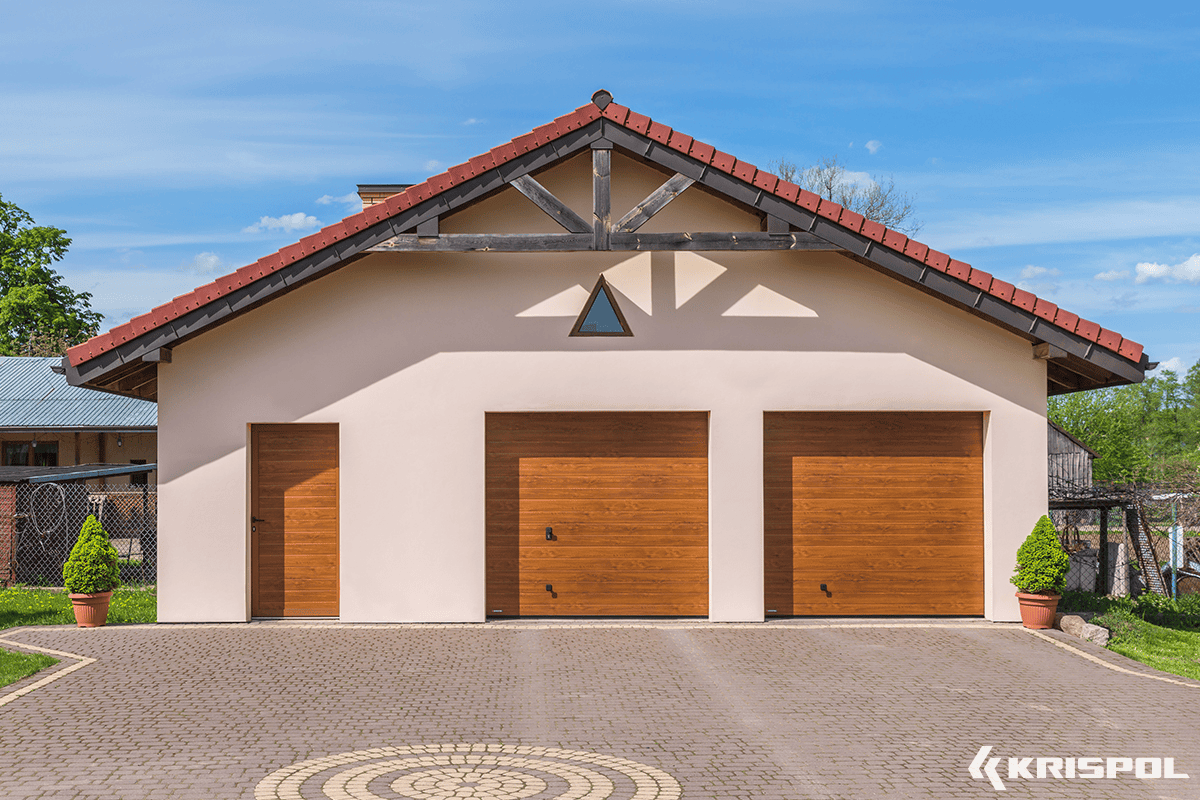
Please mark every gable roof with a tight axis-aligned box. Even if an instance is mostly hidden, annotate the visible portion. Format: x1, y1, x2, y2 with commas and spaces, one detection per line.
0, 356, 156, 429
62, 90, 1149, 401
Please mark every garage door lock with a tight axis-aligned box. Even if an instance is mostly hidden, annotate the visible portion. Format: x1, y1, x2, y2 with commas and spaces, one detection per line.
545, 526, 554, 541
820, 583, 832, 597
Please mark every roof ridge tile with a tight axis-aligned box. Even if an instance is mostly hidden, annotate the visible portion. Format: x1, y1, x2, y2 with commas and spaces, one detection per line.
602, 103, 630, 124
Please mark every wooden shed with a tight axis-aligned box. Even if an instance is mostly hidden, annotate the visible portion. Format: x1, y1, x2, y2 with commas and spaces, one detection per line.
1048, 421, 1097, 489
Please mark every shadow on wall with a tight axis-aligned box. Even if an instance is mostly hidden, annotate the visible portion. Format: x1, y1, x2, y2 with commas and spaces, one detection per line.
164, 247, 1041, 478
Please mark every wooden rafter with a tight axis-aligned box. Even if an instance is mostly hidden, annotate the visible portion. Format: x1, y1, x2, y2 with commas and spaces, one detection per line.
613, 172, 696, 233
509, 175, 591, 234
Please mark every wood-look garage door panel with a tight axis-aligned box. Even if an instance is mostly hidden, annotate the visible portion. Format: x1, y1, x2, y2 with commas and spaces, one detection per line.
765, 412, 982, 616
486, 412, 708, 617
488, 414, 706, 448
252, 423, 339, 618
766, 525, 978, 542
520, 598, 707, 616
770, 544, 982, 566
765, 412, 982, 457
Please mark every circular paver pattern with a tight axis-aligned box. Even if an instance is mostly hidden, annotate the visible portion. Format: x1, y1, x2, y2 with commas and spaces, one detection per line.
254, 744, 682, 800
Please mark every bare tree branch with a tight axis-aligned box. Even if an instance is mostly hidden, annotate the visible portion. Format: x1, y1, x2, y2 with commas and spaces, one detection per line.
771, 155, 922, 236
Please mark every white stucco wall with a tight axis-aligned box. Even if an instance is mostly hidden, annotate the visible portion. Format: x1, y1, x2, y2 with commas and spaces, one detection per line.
156, 155, 1047, 623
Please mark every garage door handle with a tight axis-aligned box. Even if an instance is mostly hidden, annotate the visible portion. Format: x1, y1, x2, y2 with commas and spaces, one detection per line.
545, 526, 554, 541
252, 517, 266, 523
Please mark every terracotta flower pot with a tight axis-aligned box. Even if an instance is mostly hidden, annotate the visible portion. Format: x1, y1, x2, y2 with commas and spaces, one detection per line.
1015, 591, 1060, 629
69, 591, 113, 628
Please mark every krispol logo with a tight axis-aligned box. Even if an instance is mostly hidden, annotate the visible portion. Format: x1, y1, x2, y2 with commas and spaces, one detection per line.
968, 745, 1189, 791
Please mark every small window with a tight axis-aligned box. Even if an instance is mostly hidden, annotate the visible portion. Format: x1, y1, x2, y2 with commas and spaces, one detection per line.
570, 275, 633, 337
3, 442, 29, 467
31, 441, 58, 468
130, 459, 148, 486
2, 441, 57, 467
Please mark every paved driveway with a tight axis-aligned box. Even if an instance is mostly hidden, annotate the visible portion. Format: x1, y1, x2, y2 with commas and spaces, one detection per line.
0, 621, 1196, 799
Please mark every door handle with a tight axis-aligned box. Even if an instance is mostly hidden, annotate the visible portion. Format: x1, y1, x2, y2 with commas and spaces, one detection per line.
252, 517, 266, 523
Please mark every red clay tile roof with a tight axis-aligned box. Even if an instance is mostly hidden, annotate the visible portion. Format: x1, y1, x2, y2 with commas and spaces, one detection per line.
66, 94, 1146, 369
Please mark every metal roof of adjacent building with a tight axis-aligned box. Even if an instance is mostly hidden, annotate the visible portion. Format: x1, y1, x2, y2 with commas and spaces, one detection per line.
0, 356, 156, 430
0, 462, 158, 483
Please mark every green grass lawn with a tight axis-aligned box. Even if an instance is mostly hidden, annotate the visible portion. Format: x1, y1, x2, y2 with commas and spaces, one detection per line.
1094, 608, 1200, 681
0, 587, 157, 630
0, 648, 57, 688
0, 587, 156, 689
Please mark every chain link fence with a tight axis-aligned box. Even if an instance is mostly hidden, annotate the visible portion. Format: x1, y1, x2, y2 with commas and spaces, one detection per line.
1053, 489, 1200, 599
10, 482, 157, 587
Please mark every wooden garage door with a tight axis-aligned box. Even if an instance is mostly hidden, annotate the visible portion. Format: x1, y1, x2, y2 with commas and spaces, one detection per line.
764, 412, 983, 616
486, 412, 708, 616
251, 424, 339, 617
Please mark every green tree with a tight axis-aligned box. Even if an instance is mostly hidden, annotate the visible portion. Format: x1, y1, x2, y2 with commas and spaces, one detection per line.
1049, 369, 1200, 482
0, 193, 102, 356
1050, 386, 1152, 481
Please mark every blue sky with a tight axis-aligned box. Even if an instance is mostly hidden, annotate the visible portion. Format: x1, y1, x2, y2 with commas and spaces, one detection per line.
3, 1, 1198, 373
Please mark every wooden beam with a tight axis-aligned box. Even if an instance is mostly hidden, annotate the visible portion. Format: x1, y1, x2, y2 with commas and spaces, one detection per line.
368, 231, 839, 252
369, 233, 595, 252
613, 173, 695, 233
118, 373, 157, 395
510, 175, 591, 234
141, 347, 172, 363
1033, 342, 1069, 361
593, 146, 611, 250
609, 231, 838, 252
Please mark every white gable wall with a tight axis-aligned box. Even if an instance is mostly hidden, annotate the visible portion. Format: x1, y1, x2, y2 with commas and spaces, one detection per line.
155, 156, 1046, 623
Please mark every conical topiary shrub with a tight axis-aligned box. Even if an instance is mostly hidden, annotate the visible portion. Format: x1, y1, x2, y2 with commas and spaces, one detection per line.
1011, 514, 1069, 628
62, 514, 121, 627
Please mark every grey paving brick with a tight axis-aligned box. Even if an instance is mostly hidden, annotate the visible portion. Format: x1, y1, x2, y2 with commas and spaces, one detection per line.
0, 622, 1195, 799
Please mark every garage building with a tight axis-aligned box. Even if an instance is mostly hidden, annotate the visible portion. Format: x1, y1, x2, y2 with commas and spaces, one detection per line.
62, 92, 1148, 623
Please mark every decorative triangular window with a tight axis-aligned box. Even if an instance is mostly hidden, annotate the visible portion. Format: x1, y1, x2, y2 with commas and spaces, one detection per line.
570, 275, 633, 336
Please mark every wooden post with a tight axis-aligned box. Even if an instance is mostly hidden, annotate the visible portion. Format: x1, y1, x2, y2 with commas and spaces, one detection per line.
0, 485, 15, 587
98, 431, 106, 488
1096, 506, 1108, 594
592, 144, 611, 251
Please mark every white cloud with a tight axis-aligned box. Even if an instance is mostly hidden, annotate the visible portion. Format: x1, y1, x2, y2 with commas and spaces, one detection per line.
1151, 356, 1185, 374
242, 212, 321, 234
865, 140, 882, 155
1135, 254, 1200, 284
184, 252, 226, 275
1020, 265, 1060, 280
1094, 269, 1130, 281
463, 118, 480, 125
316, 191, 363, 213
424, 160, 441, 172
